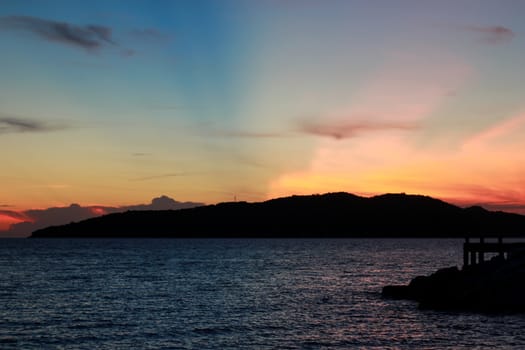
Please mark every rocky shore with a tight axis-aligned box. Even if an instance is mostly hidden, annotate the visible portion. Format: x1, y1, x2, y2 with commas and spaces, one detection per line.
382, 252, 525, 313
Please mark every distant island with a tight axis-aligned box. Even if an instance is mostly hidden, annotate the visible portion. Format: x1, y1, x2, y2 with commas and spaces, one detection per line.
30, 192, 525, 238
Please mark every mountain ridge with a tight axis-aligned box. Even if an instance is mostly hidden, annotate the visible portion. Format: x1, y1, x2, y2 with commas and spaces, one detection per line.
30, 192, 525, 238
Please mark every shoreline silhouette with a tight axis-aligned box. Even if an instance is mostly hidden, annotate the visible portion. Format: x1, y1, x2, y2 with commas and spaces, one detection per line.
382, 240, 525, 313
30, 192, 525, 238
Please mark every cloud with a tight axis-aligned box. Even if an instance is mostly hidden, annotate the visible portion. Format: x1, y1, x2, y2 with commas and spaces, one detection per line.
464, 112, 525, 149
472, 202, 525, 214
0, 210, 30, 221
122, 195, 203, 211
206, 118, 419, 141
297, 119, 419, 140
0, 116, 66, 134
0, 15, 117, 51
1, 195, 204, 237
465, 25, 515, 44
449, 192, 525, 215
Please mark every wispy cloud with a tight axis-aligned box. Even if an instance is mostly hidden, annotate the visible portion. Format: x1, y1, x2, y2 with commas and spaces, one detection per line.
448, 190, 525, 215
0, 210, 30, 221
297, 119, 419, 140
0, 15, 118, 51
464, 112, 525, 148
472, 202, 525, 214
206, 119, 418, 140
465, 25, 515, 44
0, 116, 66, 135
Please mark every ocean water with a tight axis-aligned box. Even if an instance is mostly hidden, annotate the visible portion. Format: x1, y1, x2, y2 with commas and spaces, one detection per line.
1, 238, 525, 349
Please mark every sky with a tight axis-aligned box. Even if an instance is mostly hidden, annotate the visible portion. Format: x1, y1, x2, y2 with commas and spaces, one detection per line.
1, 0, 525, 236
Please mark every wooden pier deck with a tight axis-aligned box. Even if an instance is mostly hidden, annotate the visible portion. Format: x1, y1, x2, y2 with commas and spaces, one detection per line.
463, 237, 525, 267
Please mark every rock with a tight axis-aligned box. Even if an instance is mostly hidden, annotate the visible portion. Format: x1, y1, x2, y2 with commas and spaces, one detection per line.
381, 285, 412, 299
382, 252, 525, 313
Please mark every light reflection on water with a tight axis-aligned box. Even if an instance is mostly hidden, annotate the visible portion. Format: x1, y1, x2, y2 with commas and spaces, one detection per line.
1, 238, 525, 349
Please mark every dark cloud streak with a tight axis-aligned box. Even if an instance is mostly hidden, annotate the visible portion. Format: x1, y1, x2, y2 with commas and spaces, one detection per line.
297, 119, 419, 140
0, 210, 29, 221
0, 116, 66, 134
205, 119, 418, 141
0, 15, 117, 51
465, 25, 515, 44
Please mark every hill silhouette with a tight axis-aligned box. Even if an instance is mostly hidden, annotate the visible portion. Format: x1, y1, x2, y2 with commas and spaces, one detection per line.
30, 192, 525, 238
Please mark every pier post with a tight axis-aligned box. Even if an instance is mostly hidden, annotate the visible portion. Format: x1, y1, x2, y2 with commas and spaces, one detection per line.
479, 237, 485, 263
463, 237, 522, 268
463, 238, 469, 267
470, 249, 477, 265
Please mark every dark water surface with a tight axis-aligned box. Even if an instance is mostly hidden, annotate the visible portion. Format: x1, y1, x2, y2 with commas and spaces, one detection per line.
1, 238, 525, 349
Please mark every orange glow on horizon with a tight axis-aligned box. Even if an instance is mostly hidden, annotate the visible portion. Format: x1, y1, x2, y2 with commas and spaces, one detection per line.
90, 207, 107, 216
0, 214, 28, 232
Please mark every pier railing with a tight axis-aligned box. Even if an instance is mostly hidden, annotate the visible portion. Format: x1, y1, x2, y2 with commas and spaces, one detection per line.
463, 237, 525, 268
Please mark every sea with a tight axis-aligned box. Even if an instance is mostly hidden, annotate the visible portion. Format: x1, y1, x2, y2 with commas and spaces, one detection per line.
1, 238, 525, 349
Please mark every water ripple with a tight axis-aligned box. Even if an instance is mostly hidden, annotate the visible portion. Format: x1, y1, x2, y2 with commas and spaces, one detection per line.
1, 238, 524, 348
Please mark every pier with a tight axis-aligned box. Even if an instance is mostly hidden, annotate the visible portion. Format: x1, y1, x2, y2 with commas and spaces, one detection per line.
463, 237, 525, 268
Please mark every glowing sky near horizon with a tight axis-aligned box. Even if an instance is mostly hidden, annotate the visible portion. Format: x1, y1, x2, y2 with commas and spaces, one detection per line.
2, 0, 525, 229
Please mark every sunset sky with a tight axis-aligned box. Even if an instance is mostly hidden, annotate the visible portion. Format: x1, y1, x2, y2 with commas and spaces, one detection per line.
2, 0, 525, 235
